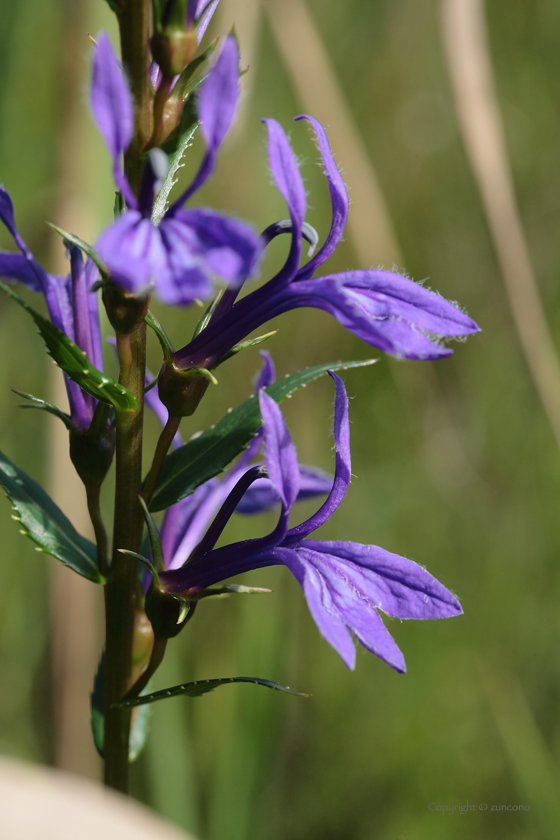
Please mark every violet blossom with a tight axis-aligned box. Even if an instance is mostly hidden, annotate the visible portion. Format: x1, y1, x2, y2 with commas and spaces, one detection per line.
154, 372, 462, 672
0, 187, 103, 432
171, 116, 480, 370
149, 352, 332, 572
91, 31, 262, 306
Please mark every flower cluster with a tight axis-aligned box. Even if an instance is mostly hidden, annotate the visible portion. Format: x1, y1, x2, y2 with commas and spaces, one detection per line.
0, 11, 477, 697
146, 364, 461, 672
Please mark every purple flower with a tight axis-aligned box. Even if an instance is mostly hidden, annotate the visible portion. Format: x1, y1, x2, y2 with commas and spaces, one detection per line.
172, 116, 479, 369
150, 352, 332, 571
187, 0, 221, 39
91, 32, 262, 306
0, 187, 103, 432
157, 372, 462, 672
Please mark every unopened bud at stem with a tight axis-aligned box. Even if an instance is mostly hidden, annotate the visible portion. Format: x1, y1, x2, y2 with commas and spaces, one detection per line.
157, 360, 216, 416
102, 283, 151, 336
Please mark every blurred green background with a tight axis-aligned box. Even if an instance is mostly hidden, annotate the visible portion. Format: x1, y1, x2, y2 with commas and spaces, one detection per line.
2, 0, 560, 838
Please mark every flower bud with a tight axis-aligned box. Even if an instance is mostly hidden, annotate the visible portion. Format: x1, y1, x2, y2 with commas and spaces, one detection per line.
69, 421, 115, 487
157, 360, 213, 417
131, 609, 155, 685
102, 282, 151, 336
151, 29, 198, 78
145, 583, 193, 638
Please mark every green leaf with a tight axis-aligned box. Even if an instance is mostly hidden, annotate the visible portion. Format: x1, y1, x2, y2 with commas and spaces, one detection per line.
153, 99, 199, 223
196, 584, 273, 600
91, 652, 152, 762
148, 358, 376, 511
172, 39, 218, 101
192, 290, 223, 338
145, 310, 174, 362
103, 0, 123, 12
116, 676, 311, 708
0, 280, 138, 412
213, 330, 278, 368
13, 390, 76, 432
0, 448, 102, 583
47, 223, 109, 280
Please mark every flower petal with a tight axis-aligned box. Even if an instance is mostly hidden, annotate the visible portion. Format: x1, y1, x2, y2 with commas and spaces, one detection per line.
259, 390, 300, 510
90, 32, 136, 208
0, 187, 48, 291
262, 119, 306, 288
341, 271, 480, 336
254, 350, 276, 392
0, 252, 43, 292
294, 115, 348, 279
174, 207, 262, 285
301, 540, 463, 621
85, 259, 103, 372
282, 547, 356, 669
170, 35, 239, 209
288, 371, 350, 539
297, 545, 407, 671
195, 0, 221, 42
274, 275, 474, 360
95, 211, 154, 292
235, 464, 333, 515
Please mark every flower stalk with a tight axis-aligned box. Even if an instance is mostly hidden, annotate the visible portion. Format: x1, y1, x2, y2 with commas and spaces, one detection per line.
103, 0, 152, 792
103, 328, 147, 791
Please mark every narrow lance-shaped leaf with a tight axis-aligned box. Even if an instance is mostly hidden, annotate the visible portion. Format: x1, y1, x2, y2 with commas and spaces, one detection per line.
213, 330, 278, 368
48, 223, 109, 280
13, 390, 76, 432
0, 280, 138, 412
196, 584, 273, 599
0, 448, 102, 583
145, 310, 174, 364
116, 676, 311, 708
148, 358, 376, 511
154, 99, 200, 224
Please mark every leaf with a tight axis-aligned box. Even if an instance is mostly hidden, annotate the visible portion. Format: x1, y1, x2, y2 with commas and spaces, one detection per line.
213, 330, 278, 368
149, 358, 376, 511
91, 652, 152, 762
47, 223, 109, 280
197, 584, 273, 599
116, 676, 311, 708
0, 280, 138, 412
145, 309, 174, 361
172, 39, 218, 101
0, 448, 102, 583
13, 390, 76, 432
153, 99, 199, 224
103, 0, 123, 11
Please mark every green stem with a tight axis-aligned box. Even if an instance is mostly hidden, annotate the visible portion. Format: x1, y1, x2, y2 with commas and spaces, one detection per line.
101, 0, 152, 794
86, 483, 108, 578
142, 415, 181, 506
118, 0, 153, 193
103, 327, 147, 792
145, 75, 175, 151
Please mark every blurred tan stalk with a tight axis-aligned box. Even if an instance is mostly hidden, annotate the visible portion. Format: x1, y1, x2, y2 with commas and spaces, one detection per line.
266, 0, 476, 490
265, 0, 401, 269
216, 0, 262, 132
441, 0, 560, 450
48, 3, 103, 779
